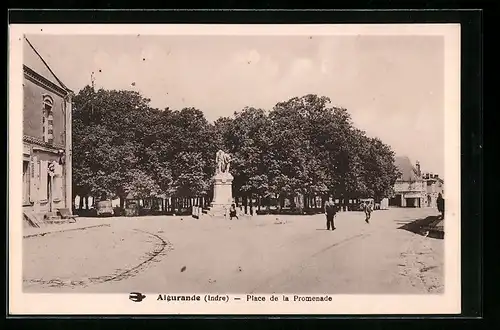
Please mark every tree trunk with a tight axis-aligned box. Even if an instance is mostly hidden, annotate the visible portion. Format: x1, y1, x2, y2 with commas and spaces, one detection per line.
79, 195, 84, 210
258, 196, 261, 211
84, 196, 89, 210
243, 196, 248, 214
249, 195, 253, 215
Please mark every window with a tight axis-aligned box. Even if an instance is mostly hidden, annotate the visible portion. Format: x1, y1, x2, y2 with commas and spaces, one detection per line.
42, 95, 54, 144
23, 161, 30, 204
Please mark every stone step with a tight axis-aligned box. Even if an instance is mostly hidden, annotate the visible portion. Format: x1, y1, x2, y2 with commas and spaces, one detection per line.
23, 211, 45, 228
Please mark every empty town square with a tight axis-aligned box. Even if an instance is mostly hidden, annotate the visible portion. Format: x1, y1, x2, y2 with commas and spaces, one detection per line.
23, 207, 444, 294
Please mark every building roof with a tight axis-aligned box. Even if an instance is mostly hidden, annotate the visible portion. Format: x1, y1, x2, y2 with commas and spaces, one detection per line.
23, 37, 72, 92
394, 156, 420, 182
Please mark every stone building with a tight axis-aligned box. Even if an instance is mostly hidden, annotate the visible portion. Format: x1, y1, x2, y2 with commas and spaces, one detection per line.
389, 156, 425, 208
22, 37, 73, 221
389, 156, 444, 208
422, 172, 445, 208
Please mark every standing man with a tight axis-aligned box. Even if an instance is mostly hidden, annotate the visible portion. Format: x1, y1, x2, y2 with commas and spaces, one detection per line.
364, 201, 373, 224
436, 193, 445, 220
324, 196, 338, 231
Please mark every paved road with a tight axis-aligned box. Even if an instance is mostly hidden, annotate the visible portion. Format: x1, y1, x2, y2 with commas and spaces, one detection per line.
23, 208, 444, 294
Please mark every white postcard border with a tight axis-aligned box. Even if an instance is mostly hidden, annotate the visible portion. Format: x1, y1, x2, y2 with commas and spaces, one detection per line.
8, 23, 461, 315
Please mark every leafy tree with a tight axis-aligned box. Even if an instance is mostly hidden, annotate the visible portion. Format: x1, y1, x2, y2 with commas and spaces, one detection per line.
123, 168, 161, 199
359, 137, 401, 202
72, 86, 401, 215
171, 151, 209, 197
72, 86, 155, 205
227, 108, 272, 194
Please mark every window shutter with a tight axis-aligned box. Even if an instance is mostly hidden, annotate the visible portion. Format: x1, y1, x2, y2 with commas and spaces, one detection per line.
29, 156, 38, 202
39, 160, 48, 201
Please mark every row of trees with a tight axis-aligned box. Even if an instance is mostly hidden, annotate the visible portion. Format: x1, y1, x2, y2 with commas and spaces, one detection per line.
73, 86, 400, 211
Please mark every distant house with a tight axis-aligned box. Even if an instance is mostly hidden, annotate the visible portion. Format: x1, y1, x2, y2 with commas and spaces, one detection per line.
422, 172, 445, 208
22, 37, 73, 219
390, 156, 425, 208
390, 156, 444, 208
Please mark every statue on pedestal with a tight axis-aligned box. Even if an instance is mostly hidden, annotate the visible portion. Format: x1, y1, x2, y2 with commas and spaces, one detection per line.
209, 150, 234, 217
215, 149, 231, 175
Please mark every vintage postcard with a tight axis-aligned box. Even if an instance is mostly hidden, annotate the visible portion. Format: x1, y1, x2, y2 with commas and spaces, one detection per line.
9, 23, 461, 315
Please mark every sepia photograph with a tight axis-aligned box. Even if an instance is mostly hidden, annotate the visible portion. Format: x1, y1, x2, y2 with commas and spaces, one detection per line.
9, 24, 461, 315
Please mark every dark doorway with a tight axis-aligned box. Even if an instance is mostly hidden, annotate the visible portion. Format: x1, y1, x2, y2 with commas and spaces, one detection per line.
389, 194, 402, 207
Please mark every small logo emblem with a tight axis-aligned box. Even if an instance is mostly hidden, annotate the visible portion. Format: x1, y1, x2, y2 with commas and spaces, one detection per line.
129, 292, 146, 302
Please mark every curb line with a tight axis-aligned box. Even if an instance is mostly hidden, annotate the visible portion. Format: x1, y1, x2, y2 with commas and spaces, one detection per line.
23, 224, 111, 239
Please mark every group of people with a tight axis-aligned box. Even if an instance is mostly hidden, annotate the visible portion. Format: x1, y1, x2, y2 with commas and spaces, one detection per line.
323, 197, 373, 231
227, 192, 445, 228
228, 197, 374, 228
324, 193, 446, 230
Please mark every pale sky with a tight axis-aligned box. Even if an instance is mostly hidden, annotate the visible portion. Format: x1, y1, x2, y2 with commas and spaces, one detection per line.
26, 34, 444, 174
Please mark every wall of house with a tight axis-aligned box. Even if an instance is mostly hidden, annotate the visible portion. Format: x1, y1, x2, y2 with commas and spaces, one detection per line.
23, 76, 66, 146
24, 148, 66, 214
23, 74, 68, 217
394, 180, 424, 193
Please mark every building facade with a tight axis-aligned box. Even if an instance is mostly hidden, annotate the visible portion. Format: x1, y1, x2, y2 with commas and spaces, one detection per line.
390, 156, 425, 208
422, 172, 445, 208
389, 156, 444, 208
22, 37, 73, 219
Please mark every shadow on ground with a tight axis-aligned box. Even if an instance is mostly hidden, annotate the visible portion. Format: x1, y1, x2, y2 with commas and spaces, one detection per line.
397, 216, 444, 240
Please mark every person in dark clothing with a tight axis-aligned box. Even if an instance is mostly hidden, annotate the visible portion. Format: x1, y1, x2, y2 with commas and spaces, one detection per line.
436, 193, 445, 219
364, 201, 373, 224
324, 197, 338, 231
229, 203, 238, 220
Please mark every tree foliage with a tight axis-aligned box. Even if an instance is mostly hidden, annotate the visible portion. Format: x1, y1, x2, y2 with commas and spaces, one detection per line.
73, 87, 400, 205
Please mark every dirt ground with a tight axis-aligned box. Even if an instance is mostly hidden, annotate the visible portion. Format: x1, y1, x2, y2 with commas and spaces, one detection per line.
23, 208, 444, 294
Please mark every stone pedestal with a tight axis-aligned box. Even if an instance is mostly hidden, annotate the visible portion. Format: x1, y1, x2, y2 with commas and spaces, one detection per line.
208, 172, 234, 217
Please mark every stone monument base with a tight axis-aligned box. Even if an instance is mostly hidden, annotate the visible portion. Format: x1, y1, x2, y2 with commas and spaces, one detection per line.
206, 204, 229, 217
208, 171, 234, 217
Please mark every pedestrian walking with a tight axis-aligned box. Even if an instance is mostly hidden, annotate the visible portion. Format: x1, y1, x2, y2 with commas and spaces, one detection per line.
324, 197, 338, 231
229, 203, 239, 220
364, 201, 373, 224
436, 193, 445, 219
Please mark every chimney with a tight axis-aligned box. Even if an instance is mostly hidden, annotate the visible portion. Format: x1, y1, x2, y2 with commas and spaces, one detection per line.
415, 161, 421, 176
